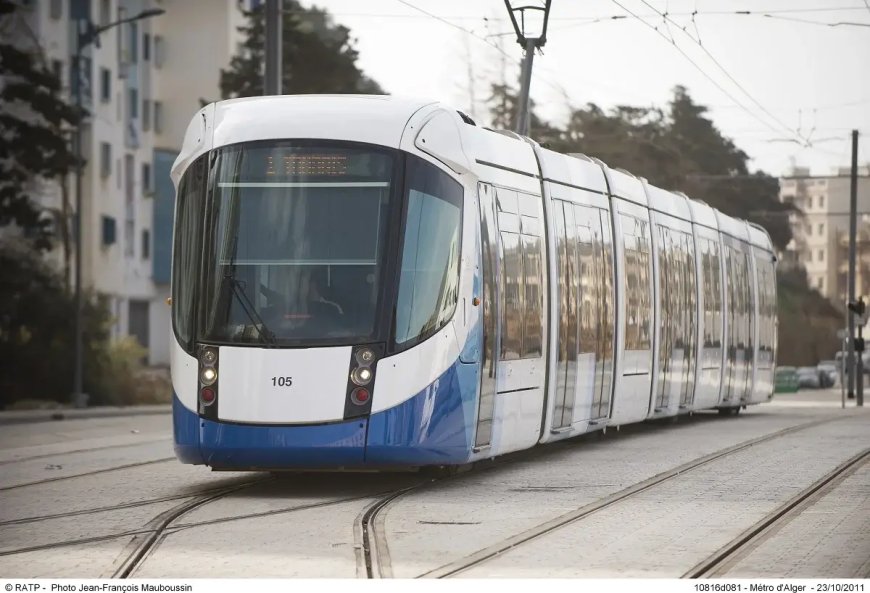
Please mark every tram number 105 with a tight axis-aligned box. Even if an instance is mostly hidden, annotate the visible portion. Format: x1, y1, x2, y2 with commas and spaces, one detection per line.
271, 377, 293, 387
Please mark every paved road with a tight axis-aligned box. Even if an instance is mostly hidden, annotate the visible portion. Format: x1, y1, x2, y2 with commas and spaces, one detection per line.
0, 390, 867, 578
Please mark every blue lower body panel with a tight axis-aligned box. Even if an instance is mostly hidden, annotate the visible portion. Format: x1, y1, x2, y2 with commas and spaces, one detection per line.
365, 360, 479, 466
173, 394, 368, 469
172, 357, 481, 469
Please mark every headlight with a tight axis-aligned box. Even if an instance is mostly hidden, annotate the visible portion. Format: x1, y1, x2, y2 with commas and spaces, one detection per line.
350, 366, 373, 386
201, 367, 217, 386
200, 348, 217, 366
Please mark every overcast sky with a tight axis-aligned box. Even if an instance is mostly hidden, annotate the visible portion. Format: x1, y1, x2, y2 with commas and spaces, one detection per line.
297, 0, 870, 177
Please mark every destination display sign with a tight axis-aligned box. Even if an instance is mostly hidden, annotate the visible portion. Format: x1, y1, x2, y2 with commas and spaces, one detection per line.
265, 154, 349, 177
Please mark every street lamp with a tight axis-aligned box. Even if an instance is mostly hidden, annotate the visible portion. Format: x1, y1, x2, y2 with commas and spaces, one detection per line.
503, 0, 552, 137
71, 8, 165, 408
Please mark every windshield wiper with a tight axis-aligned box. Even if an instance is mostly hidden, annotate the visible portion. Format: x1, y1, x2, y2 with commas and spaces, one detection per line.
224, 273, 277, 344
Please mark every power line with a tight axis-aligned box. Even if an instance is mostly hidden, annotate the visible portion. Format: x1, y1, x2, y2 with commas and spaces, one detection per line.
637, 0, 808, 146
610, 0, 807, 146
759, 14, 870, 28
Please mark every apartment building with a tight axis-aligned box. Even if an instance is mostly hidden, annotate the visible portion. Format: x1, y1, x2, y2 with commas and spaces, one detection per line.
14, 0, 249, 365
779, 165, 870, 306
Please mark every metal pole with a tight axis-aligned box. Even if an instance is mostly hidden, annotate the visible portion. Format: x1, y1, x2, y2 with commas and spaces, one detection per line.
72, 22, 86, 408
847, 130, 858, 399
858, 324, 864, 407
841, 335, 846, 408
515, 38, 535, 136
264, 0, 282, 95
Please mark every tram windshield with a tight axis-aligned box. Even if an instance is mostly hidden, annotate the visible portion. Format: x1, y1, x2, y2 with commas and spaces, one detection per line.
198, 143, 396, 344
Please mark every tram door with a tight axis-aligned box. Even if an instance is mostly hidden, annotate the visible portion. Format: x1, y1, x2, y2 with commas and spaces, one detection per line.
475, 183, 498, 449
551, 202, 615, 429
474, 184, 546, 450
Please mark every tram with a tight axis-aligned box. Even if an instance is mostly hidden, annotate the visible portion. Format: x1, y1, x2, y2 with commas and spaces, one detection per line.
169, 95, 777, 470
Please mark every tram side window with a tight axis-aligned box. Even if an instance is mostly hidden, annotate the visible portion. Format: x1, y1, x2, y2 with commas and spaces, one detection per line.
171, 156, 206, 352
576, 224, 597, 355
394, 181, 462, 346
522, 233, 543, 357
622, 215, 651, 351
701, 238, 723, 367
497, 190, 544, 360
755, 255, 776, 368
500, 231, 523, 360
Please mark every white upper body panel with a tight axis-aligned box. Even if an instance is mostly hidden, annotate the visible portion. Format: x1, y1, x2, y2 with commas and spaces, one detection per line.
644, 181, 692, 224
716, 210, 751, 243
602, 166, 648, 206
747, 223, 775, 253
689, 199, 719, 231
535, 148, 609, 194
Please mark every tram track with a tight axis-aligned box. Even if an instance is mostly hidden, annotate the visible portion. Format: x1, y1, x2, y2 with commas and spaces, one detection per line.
684, 448, 870, 578
0, 438, 168, 466
118, 477, 426, 578
0, 457, 175, 492
419, 415, 850, 578
357, 482, 435, 578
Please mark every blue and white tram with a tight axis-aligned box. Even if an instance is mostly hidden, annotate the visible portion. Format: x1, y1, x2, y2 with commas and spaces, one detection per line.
169, 95, 777, 470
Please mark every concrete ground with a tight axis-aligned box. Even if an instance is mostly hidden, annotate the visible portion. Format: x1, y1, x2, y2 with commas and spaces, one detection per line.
0, 389, 866, 578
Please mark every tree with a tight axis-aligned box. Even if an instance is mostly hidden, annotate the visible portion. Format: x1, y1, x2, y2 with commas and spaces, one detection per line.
0, 238, 112, 406
0, 0, 81, 252
220, 2, 383, 99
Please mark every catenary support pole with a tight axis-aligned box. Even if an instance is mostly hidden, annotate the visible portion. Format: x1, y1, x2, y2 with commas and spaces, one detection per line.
847, 130, 858, 399
516, 38, 536, 137
851, 131, 863, 407
72, 22, 86, 408
264, 0, 282, 95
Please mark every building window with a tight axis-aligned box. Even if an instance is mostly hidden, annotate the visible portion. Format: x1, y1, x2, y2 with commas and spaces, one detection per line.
819, 196, 825, 209
818, 249, 825, 262
153, 35, 165, 68
100, 68, 111, 102
101, 215, 117, 245
51, 59, 63, 86
142, 229, 150, 259
100, 142, 112, 178
142, 162, 151, 192
100, 0, 110, 25
807, 196, 813, 209
806, 250, 812, 263
143, 33, 151, 61
818, 223, 824, 235
153, 101, 163, 133
129, 22, 138, 63
142, 99, 151, 131
129, 88, 138, 119
50, 0, 62, 19
816, 276, 824, 290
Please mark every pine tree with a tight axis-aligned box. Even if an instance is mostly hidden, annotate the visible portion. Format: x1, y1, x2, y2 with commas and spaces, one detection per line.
0, 0, 81, 252
220, 2, 383, 99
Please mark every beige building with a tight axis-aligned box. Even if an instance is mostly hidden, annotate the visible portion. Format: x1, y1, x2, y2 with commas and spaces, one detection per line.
780, 165, 870, 308
9, 0, 250, 365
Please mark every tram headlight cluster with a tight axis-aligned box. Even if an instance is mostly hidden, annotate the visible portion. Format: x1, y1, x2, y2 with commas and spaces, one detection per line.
347, 347, 379, 409
198, 346, 219, 408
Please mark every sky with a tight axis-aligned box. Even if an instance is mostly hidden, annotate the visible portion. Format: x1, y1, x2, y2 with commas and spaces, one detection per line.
297, 0, 870, 177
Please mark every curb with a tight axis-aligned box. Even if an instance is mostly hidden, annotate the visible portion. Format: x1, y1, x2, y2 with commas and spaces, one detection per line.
0, 405, 172, 426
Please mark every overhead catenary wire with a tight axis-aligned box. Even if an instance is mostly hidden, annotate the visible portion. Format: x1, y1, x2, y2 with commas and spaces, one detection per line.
610, 0, 809, 147
637, 0, 809, 146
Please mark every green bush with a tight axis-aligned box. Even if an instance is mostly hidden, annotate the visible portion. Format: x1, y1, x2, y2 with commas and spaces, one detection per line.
93, 337, 171, 405
0, 238, 168, 407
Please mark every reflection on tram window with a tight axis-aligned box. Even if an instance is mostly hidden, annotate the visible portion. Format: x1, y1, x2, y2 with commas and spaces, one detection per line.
497, 189, 544, 361
621, 215, 651, 351
171, 156, 206, 352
